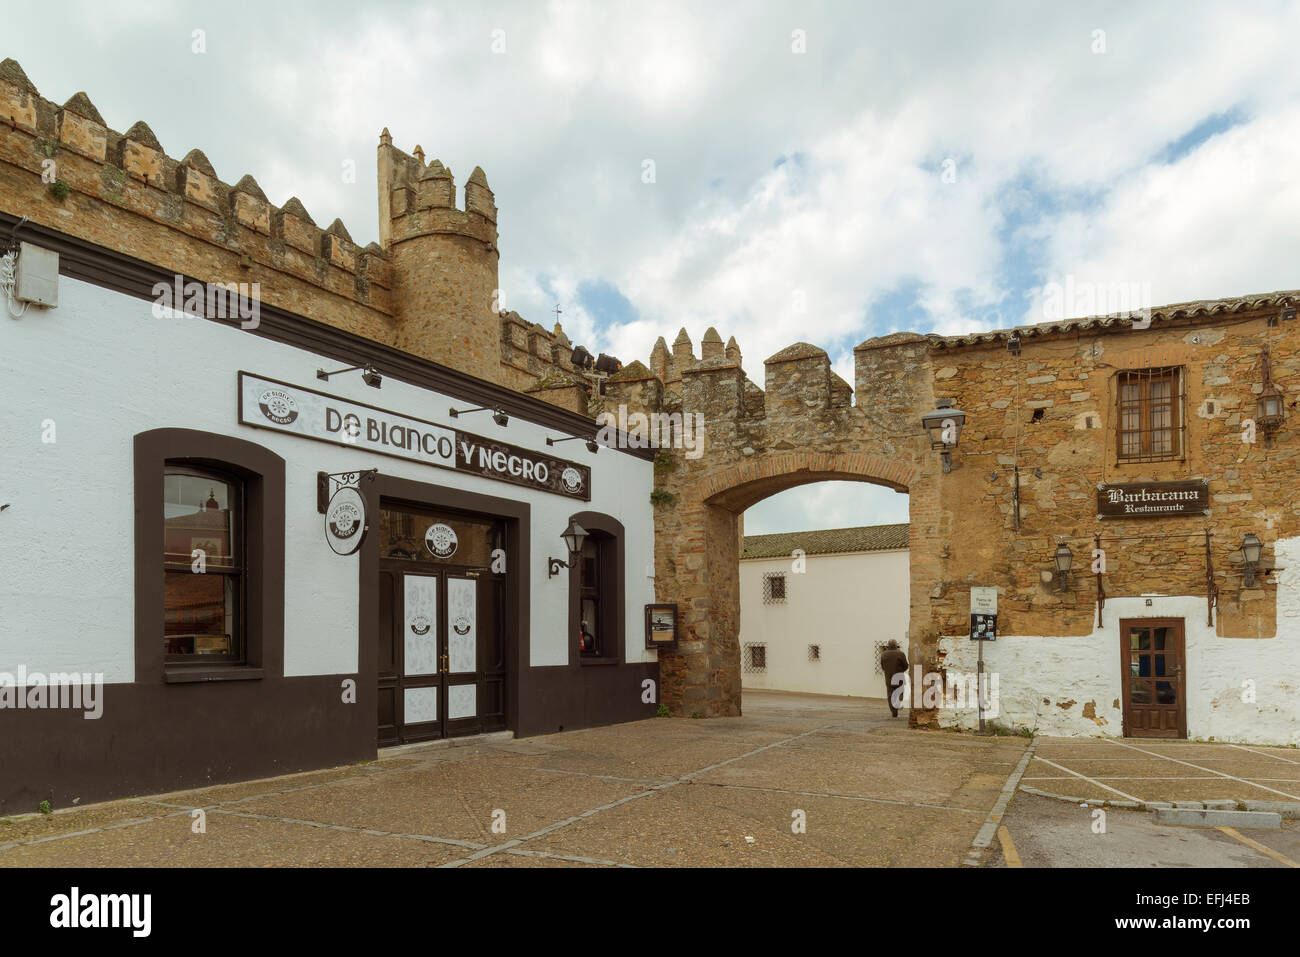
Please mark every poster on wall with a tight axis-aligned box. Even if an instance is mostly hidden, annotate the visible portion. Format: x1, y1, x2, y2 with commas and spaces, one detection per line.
645, 603, 678, 650
970, 613, 997, 641
404, 575, 439, 676
446, 577, 477, 674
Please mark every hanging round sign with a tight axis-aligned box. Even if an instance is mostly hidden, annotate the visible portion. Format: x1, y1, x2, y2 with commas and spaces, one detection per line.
325, 486, 368, 556
424, 522, 458, 559
561, 466, 583, 494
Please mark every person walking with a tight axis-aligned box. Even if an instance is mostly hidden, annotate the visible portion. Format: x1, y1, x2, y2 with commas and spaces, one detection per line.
880, 640, 909, 718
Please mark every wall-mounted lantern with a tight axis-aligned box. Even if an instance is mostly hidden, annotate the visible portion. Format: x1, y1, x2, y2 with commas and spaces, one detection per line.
317, 362, 382, 388
450, 405, 509, 427
548, 519, 588, 578
1006, 332, 1021, 356
1054, 542, 1074, 590
1257, 348, 1286, 437
1240, 532, 1263, 587
921, 398, 966, 473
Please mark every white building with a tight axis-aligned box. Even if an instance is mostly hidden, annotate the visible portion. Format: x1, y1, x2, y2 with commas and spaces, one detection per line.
739, 524, 909, 699
0, 230, 659, 814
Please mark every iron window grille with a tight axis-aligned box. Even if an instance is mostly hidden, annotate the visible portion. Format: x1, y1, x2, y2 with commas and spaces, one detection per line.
808, 644, 821, 662
762, 573, 787, 604
743, 643, 767, 673
1116, 366, 1185, 464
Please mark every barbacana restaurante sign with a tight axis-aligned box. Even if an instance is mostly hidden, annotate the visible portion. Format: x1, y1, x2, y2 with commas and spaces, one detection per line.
238, 372, 591, 501
1096, 479, 1209, 519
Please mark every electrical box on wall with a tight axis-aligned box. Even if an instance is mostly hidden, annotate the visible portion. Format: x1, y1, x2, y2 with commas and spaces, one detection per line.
15, 242, 59, 307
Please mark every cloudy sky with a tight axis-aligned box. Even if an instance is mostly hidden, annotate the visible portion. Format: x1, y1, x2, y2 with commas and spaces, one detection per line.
9, 1, 1300, 534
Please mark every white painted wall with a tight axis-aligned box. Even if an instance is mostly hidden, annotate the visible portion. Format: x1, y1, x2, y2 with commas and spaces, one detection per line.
0, 277, 656, 682
738, 549, 909, 698
937, 537, 1300, 746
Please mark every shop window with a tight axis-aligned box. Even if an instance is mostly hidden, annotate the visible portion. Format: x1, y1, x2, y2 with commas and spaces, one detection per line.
1117, 367, 1184, 463
763, 573, 787, 604
567, 511, 624, 664
134, 429, 285, 682
163, 467, 244, 661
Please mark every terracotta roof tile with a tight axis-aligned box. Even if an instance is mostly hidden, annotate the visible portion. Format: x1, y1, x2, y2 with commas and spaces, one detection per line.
741, 523, 908, 559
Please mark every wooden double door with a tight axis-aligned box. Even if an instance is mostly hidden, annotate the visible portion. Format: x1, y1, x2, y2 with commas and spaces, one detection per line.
1120, 618, 1186, 739
376, 505, 508, 746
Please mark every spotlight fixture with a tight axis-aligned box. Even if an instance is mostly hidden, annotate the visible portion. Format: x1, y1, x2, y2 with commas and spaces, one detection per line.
548, 519, 588, 578
546, 434, 600, 454
317, 362, 382, 388
449, 405, 509, 427
1282, 303, 1297, 322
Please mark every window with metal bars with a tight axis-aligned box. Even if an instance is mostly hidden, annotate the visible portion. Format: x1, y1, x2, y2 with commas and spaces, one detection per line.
1116, 367, 1185, 463
762, 573, 786, 604
743, 643, 767, 673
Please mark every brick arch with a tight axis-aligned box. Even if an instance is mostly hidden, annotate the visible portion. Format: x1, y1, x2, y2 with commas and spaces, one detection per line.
701, 451, 916, 512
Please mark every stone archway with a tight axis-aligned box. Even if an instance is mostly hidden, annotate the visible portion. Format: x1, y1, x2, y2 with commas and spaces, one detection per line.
605, 333, 948, 722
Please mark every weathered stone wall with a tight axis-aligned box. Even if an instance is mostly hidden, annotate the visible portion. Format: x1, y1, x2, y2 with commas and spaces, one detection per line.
631, 298, 1298, 731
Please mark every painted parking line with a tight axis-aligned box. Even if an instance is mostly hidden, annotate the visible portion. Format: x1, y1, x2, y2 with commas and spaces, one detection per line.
996, 825, 1022, 868
1105, 739, 1300, 801
1216, 827, 1300, 868
1031, 756, 1142, 802
1228, 744, 1300, 766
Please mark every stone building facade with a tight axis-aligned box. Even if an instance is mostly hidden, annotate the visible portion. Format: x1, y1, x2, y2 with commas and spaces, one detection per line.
5, 55, 1298, 747
620, 300, 1300, 744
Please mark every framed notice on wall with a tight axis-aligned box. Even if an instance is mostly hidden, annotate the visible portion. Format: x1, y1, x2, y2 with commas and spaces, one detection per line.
645, 604, 678, 650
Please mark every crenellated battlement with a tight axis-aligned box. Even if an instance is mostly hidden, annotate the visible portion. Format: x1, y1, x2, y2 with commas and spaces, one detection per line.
376, 131, 497, 251
0, 59, 395, 342
613, 329, 926, 443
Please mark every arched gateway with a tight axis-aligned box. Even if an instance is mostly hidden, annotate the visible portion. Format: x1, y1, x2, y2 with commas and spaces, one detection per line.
603, 330, 948, 721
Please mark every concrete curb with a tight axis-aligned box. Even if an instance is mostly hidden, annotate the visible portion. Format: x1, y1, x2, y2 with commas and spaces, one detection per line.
965, 738, 1038, 866
1152, 807, 1282, 829
1017, 785, 1300, 819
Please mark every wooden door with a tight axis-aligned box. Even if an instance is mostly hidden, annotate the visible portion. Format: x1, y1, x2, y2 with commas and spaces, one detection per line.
1120, 618, 1186, 738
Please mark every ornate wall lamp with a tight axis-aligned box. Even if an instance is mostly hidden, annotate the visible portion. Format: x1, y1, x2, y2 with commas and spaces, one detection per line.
548, 519, 588, 578
1257, 347, 1285, 439
1240, 532, 1263, 587
317, 362, 382, 388
1054, 542, 1074, 591
450, 405, 509, 427
921, 398, 966, 473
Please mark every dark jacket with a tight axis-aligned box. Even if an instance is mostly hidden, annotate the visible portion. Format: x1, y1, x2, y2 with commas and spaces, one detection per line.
880, 648, 908, 677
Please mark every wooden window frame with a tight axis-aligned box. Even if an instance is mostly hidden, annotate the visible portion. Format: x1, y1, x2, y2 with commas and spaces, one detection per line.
1115, 367, 1185, 464
134, 429, 285, 684
566, 511, 624, 666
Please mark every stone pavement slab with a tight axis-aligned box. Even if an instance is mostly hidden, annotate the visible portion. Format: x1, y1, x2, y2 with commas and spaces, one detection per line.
1, 692, 1029, 868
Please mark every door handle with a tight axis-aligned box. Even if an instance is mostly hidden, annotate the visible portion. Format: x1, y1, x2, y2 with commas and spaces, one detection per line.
440, 652, 449, 674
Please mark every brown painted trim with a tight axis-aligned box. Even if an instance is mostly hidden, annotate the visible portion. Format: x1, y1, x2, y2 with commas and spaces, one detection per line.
358, 474, 530, 737
568, 511, 626, 665
134, 428, 286, 682
0, 211, 654, 461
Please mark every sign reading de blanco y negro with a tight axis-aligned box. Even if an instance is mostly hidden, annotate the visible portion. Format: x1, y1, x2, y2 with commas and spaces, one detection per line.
239, 373, 591, 501
1096, 480, 1208, 519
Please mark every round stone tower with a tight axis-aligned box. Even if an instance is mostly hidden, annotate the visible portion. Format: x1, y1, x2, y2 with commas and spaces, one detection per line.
377, 129, 501, 383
